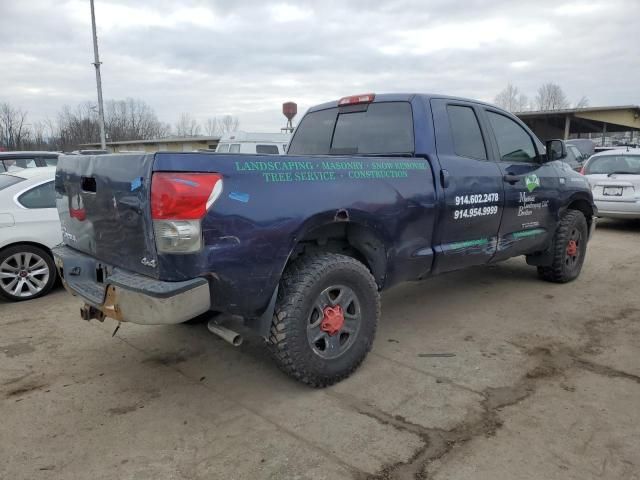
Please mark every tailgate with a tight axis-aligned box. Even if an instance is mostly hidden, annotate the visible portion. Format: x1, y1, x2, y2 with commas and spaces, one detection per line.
55, 153, 159, 278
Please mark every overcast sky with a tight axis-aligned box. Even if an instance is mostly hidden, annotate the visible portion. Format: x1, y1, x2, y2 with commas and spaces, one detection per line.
1, 0, 639, 132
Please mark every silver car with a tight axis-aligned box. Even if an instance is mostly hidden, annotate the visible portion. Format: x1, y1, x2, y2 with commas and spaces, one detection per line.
583, 148, 640, 219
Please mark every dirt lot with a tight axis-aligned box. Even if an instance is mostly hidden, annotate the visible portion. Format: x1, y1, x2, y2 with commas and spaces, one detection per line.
1, 219, 639, 480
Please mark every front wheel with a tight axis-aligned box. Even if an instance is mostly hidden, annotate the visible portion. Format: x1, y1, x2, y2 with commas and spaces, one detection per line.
267, 253, 380, 387
537, 210, 588, 283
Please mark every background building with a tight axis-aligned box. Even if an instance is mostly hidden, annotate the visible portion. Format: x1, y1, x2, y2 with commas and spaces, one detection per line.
516, 105, 640, 145
80, 135, 220, 153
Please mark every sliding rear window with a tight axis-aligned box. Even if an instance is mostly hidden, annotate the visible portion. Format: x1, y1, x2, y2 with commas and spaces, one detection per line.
0, 174, 24, 191
288, 102, 414, 155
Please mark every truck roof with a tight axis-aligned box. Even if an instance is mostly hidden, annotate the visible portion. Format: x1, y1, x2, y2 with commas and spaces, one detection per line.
307, 93, 498, 113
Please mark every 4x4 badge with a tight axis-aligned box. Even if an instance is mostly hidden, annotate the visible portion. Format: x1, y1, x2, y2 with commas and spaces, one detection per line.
525, 174, 540, 193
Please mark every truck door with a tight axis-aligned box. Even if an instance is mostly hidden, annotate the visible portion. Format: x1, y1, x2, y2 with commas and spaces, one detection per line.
481, 108, 559, 260
430, 99, 505, 273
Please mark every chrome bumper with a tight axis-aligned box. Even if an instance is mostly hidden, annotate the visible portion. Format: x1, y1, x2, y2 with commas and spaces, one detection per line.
53, 246, 211, 325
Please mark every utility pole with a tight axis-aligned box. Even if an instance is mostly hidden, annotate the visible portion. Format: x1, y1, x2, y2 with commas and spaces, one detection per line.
90, 0, 106, 150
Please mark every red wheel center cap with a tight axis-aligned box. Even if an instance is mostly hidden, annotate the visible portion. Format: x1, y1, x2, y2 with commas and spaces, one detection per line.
567, 240, 578, 256
321, 305, 345, 336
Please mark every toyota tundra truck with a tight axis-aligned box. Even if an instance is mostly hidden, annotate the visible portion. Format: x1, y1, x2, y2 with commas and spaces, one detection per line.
53, 93, 596, 387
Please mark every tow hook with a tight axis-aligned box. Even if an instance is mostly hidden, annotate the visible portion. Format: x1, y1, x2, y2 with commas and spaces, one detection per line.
80, 303, 105, 322
207, 319, 243, 347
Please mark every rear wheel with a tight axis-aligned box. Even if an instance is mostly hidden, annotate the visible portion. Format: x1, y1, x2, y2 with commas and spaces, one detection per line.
267, 253, 380, 387
0, 245, 57, 301
537, 210, 588, 283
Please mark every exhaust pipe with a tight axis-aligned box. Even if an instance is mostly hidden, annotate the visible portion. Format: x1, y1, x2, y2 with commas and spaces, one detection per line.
207, 319, 243, 347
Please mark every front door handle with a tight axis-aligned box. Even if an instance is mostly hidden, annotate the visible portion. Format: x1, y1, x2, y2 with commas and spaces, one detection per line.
503, 174, 520, 185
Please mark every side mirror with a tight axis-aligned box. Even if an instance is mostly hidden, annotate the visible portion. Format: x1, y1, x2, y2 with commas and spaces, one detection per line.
546, 139, 566, 162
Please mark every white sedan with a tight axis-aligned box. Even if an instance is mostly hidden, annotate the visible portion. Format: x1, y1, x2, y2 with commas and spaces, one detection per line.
0, 167, 61, 301
583, 149, 640, 219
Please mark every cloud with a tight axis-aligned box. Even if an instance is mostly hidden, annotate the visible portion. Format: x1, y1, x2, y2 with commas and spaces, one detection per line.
0, 0, 638, 132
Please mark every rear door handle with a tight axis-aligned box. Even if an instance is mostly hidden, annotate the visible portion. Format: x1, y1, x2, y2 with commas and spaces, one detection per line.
503, 174, 520, 185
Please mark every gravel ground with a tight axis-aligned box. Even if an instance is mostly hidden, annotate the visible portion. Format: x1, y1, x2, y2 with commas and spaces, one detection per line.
1, 219, 639, 480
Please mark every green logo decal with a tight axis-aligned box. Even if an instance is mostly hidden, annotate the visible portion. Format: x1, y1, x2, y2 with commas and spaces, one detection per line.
525, 174, 540, 193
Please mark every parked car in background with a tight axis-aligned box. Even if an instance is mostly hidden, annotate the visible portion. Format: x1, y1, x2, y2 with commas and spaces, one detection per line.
566, 139, 594, 160
0, 167, 60, 301
0, 151, 59, 173
68, 150, 109, 155
562, 143, 585, 171
215, 131, 292, 154
582, 148, 640, 219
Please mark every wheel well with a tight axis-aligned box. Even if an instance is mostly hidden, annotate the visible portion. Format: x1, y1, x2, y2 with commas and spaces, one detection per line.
566, 198, 594, 229
288, 222, 387, 288
0, 241, 53, 257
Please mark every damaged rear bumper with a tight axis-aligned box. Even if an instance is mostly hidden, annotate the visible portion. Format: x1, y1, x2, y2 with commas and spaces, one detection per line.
53, 245, 211, 325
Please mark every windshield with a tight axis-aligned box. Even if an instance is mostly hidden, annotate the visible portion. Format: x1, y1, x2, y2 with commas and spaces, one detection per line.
584, 155, 640, 175
288, 102, 414, 155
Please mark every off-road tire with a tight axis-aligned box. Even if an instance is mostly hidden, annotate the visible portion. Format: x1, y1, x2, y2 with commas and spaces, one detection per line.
267, 253, 380, 387
537, 210, 588, 283
0, 244, 57, 301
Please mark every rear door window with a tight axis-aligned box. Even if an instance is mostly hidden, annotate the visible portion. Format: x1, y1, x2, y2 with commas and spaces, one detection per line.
288, 102, 414, 155
18, 181, 56, 209
256, 144, 279, 154
446, 105, 487, 160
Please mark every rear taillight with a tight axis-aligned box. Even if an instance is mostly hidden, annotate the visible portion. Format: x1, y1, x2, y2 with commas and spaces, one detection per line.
151, 173, 222, 253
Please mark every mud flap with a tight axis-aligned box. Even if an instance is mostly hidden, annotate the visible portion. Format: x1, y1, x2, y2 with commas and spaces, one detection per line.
247, 285, 279, 338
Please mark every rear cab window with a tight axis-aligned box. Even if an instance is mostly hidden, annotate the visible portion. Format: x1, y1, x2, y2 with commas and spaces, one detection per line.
288, 102, 414, 155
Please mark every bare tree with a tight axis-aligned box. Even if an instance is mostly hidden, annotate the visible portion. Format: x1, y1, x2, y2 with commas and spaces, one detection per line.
494, 84, 521, 112
0, 102, 29, 150
175, 113, 201, 137
574, 96, 589, 109
535, 83, 570, 111
56, 102, 101, 151
204, 117, 218, 136
516, 93, 529, 112
105, 98, 168, 141
218, 115, 240, 135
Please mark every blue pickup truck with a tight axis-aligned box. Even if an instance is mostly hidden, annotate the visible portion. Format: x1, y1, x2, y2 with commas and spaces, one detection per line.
53, 93, 596, 387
